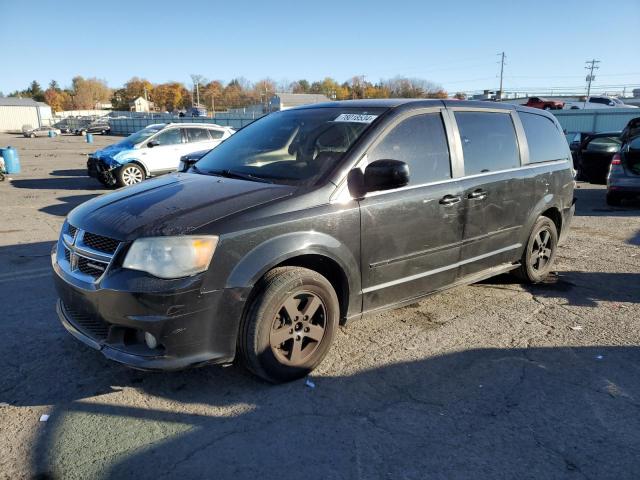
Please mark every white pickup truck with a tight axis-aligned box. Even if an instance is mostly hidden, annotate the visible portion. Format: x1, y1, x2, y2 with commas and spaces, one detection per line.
565, 96, 638, 110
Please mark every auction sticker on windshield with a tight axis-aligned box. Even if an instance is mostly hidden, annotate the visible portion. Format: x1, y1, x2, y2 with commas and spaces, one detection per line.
334, 113, 378, 123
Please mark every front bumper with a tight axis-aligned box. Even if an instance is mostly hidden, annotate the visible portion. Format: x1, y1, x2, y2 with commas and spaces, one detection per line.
87, 157, 117, 185
53, 253, 249, 370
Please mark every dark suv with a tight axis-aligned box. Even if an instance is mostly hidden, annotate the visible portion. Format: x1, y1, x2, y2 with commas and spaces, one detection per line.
52, 99, 575, 383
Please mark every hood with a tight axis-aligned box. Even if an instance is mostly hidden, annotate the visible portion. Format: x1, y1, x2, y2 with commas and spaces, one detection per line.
68, 173, 295, 240
92, 141, 135, 161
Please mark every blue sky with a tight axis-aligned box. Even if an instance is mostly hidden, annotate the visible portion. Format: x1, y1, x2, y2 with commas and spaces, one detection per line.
1, 0, 639, 95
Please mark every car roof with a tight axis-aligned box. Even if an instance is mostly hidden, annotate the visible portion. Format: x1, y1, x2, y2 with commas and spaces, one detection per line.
165, 122, 229, 129
290, 98, 516, 111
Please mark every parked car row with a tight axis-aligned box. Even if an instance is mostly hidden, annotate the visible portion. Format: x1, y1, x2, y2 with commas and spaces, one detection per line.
523, 95, 637, 111
565, 117, 640, 205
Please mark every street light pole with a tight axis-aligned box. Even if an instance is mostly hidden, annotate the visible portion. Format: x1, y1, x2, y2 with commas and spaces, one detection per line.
497, 52, 506, 101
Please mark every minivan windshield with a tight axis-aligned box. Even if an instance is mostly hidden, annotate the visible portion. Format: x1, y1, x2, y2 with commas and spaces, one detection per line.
194, 107, 386, 186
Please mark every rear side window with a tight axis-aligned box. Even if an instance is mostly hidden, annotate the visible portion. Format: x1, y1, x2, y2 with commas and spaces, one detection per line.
208, 129, 225, 140
520, 112, 568, 163
367, 113, 451, 185
185, 128, 211, 143
454, 112, 520, 174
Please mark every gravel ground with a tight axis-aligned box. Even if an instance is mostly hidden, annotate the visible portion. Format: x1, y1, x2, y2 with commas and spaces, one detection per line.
0, 133, 639, 480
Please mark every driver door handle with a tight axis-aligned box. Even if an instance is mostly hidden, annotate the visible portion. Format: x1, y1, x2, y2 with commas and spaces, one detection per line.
467, 189, 487, 200
439, 194, 461, 206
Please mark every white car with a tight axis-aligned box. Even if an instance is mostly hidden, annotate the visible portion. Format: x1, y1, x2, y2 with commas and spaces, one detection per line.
87, 123, 235, 187
565, 96, 638, 110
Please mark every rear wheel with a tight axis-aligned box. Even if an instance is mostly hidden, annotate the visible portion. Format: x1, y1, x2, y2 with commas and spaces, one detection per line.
606, 192, 623, 206
239, 267, 339, 383
116, 164, 146, 187
514, 217, 558, 283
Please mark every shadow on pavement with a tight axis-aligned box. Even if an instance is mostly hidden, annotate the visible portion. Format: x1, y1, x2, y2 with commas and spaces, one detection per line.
40, 194, 101, 217
481, 271, 640, 307
10, 175, 104, 191
574, 184, 640, 217
21, 345, 640, 480
50, 169, 88, 177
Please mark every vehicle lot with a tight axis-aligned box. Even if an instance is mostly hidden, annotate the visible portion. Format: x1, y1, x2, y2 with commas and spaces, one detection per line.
1, 133, 639, 479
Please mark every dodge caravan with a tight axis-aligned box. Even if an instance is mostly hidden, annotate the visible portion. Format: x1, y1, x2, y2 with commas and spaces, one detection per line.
53, 99, 575, 383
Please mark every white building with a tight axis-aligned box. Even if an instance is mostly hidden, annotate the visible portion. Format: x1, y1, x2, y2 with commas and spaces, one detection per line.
129, 97, 155, 113
269, 93, 330, 111
0, 97, 53, 132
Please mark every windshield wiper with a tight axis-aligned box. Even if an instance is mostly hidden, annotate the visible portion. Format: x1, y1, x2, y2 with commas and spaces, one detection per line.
206, 169, 273, 184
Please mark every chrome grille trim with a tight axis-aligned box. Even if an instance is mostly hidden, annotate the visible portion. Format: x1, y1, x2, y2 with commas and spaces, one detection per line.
59, 225, 121, 283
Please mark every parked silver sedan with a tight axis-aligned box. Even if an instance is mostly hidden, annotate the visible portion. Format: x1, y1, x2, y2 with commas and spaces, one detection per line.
23, 126, 62, 138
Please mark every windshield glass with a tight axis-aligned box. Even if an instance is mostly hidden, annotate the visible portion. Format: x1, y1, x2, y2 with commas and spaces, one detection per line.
120, 125, 165, 146
194, 107, 386, 186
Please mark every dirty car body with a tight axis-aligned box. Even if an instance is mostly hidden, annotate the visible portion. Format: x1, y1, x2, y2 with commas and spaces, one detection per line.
53, 99, 575, 376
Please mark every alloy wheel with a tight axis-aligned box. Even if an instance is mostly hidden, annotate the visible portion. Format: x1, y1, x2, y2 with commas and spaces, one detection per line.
530, 228, 553, 272
269, 291, 327, 366
122, 166, 143, 185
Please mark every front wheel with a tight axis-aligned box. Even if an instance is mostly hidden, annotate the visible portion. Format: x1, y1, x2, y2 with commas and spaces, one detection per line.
116, 163, 146, 187
239, 267, 339, 383
514, 216, 558, 283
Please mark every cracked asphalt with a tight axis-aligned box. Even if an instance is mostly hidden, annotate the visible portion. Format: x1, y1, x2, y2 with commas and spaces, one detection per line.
1, 133, 639, 480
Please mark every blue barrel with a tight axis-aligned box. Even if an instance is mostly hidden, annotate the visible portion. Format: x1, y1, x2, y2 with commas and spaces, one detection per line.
0, 147, 20, 174
86, 133, 94, 143
48, 130, 55, 138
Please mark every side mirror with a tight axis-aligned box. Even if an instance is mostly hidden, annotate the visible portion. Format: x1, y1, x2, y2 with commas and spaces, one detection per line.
347, 159, 410, 198
147, 140, 159, 148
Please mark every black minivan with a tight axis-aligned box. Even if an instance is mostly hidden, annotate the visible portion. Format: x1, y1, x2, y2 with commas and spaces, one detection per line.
52, 99, 575, 383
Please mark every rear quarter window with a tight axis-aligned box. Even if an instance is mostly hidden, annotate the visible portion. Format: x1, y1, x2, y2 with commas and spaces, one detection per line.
520, 112, 568, 163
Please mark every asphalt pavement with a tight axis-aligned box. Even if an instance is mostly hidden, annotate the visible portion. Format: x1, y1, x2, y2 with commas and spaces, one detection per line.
1, 133, 639, 480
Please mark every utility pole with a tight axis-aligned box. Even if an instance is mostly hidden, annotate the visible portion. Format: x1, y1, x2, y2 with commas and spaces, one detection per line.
585, 59, 600, 103
195, 81, 200, 107
497, 52, 506, 101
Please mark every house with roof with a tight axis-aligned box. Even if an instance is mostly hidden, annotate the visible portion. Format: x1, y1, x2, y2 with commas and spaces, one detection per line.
129, 96, 155, 113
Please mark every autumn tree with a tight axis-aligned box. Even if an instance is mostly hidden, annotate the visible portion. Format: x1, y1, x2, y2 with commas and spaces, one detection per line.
70, 76, 111, 109
153, 82, 190, 112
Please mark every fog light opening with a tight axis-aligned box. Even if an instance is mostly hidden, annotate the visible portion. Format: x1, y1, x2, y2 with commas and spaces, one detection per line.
144, 332, 158, 349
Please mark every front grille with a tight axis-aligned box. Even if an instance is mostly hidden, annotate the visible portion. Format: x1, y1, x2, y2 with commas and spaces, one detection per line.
59, 227, 120, 282
82, 231, 119, 254
77, 256, 107, 276
62, 302, 110, 340
67, 224, 78, 238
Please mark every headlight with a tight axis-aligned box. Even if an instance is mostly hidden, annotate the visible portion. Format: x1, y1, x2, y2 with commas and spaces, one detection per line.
123, 236, 218, 279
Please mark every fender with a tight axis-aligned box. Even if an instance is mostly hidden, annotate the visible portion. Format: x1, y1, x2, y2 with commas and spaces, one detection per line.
517, 192, 562, 255
225, 230, 361, 302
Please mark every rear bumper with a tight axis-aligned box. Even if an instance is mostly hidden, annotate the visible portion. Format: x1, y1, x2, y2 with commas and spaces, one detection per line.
53, 261, 249, 370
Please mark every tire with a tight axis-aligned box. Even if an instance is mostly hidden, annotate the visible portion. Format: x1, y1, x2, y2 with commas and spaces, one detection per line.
514, 216, 558, 283
239, 266, 339, 383
116, 163, 146, 187
543, 105, 551, 110
30, 133, 35, 138
606, 192, 623, 206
